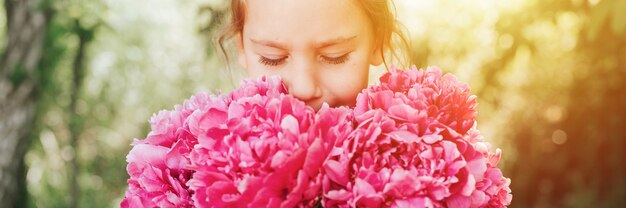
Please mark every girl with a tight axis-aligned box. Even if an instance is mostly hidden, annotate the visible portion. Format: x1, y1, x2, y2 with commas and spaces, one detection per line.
219, 0, 410, 111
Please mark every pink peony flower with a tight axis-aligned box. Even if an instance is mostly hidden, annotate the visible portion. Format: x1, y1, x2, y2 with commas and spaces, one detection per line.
122, 104, 203, 207
355, 66, 477, 135
122, 75, 334, 207
321, 109, 481, 208
184, 76, 354, 207
121, 142, 194, 208
457, 130, 513, 208
321, 66, 510, 208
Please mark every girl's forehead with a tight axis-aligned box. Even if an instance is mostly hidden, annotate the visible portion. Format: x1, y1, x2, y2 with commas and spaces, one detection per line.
243, 0, 372, 44
245, 0, 359, 18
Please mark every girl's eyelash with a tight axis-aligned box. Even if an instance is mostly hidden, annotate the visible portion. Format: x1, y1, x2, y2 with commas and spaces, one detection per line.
259, 56, 287, 66
321, 53, 350, 65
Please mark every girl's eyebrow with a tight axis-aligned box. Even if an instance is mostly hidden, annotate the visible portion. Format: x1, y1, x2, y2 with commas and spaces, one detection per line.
316, 35, 357, 48
250, 38, 288, 50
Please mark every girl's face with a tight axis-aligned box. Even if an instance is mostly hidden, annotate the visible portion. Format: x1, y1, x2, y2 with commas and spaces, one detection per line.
237, 0, 383, 111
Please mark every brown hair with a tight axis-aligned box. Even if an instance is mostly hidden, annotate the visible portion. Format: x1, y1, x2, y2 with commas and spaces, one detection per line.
216, 0, 411, 70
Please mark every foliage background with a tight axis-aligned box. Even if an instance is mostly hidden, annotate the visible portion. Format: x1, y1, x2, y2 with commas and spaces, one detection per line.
1, 0, 624, 207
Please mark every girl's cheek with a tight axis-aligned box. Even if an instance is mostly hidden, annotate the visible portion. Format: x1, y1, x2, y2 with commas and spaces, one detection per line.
246, 65, 269, 78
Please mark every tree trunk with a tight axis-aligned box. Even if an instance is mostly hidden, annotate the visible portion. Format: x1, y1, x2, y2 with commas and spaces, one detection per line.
0, 0, 52, 207
67, 19, 90, 208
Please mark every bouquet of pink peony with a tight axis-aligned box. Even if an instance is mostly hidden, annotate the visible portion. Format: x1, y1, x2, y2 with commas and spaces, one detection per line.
121, 66, 512, 208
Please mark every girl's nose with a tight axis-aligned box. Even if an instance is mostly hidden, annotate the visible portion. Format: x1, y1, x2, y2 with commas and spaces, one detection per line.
287, 60, 322, 102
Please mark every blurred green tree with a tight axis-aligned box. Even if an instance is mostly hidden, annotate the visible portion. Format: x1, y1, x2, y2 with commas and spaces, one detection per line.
0, 0, 53, 207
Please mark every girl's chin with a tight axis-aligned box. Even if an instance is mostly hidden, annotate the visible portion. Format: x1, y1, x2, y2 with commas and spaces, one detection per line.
305, 101, 324, 112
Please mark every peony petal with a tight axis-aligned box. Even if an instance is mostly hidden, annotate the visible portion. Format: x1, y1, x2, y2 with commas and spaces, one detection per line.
324, 160, 349, 185
387, 130, 421, 143
354, 178, 377, 197
280, 115, 300, 135
303, 138, 325, 176
422, 134, 443, 144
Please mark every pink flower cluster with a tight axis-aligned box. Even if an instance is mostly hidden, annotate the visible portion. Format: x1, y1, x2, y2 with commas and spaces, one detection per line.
121, 66, 512, 208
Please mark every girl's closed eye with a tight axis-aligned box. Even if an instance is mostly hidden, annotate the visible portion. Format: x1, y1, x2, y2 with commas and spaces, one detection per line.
321, 52, 350, 65
258, 55, 288, 67
258, 53, 351, 67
